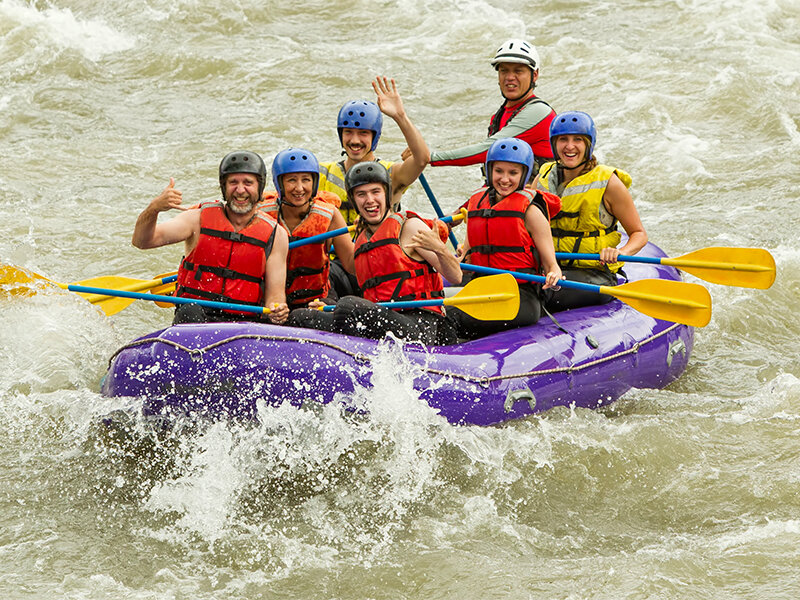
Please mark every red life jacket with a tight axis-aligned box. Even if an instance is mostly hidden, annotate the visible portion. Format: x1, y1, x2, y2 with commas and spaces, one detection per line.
354, 211, 446, 315
487, 95, 556, 164
176, 202, 277, 311
261, 194, 338, 307
465, 187, 560, 277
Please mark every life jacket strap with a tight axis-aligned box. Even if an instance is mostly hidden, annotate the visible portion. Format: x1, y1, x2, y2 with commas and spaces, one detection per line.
175, 285, 262, 307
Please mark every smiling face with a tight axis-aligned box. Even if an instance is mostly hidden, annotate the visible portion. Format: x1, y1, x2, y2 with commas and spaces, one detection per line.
489, 160, 525, 198
352, 182, 388, 226
497, 62, 537, 102
223, 173, 260, 214
341, 128, 374, 161
280, 172, 315, 207
554, 134, 590, 169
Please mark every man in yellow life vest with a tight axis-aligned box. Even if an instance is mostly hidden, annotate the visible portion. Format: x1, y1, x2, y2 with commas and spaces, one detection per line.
132, 151, 290, 325
318, 76, 431, 224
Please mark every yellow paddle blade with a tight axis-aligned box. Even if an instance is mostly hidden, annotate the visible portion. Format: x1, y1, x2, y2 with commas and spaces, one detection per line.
73, 275, 155, 303
0, 263, 181, 315
600, 278, 712, 327
70, 274, 166, 314
663, 247, 776, 289
83, 273, 179, 304
89, 296, 138, 316
0, 264, 56, 297
88, 273, 179, 314
149, 282, 177, 308
444, 273, 520, 321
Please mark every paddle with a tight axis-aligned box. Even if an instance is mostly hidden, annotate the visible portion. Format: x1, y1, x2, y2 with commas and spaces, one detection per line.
555, 247, 776, 289
3, 210, 468, 315
91, 273, 180, 314
63, 284, 278, 316
419, 173, 460, 251
1, 265, 176, 304
321, 273, 520, 321
460, 264, 712, 327
289, 208, 465, 250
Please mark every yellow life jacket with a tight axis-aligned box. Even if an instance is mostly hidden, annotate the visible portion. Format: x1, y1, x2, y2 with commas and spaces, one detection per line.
318, 159, 395, 226
538, 162, 632, 272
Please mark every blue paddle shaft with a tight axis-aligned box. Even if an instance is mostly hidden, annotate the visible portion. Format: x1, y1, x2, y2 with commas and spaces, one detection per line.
460, 263, 603, 294
556, 252, 660, 265
68, 284, 270, 315
289, 208, 462, 250
419, 174, 460, 251
289, 226, 351, 249
321, 298, 445, 312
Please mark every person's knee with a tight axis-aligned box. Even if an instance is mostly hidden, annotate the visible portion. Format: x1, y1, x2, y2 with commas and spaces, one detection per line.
286, 308, 314, 328
329, 261, 360, 298
172, 303, 209, 324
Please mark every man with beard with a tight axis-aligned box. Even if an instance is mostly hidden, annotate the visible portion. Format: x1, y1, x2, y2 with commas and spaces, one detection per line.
319, 76, 430, 225
132, 151, 290, 325
319, 77, 431, 298
429, 39, 556, 177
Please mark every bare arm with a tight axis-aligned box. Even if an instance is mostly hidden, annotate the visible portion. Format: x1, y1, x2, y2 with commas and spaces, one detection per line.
373, 77, 430, 196
430, 101, 554, 167
132, 178, 198, 249
264, 226, 289, 324
601, 174, 647, 263
460, 224, 472, 261
525, 205, 562, 289
401, 218, 463, 285
329, 210, 355, 273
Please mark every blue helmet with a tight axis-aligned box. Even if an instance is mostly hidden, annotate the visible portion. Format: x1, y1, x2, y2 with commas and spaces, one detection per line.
219, 150, 267, 198
485, 137, 535, 190
337, 100, 383, 152
549, 111, 597, 161
271, 148, 320, 203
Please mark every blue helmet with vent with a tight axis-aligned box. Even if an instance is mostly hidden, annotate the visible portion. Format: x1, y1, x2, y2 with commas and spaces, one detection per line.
549, 111, 597, 161
337, 100, 383, 152
271, 148, 320, 203
485, 137, 535, 190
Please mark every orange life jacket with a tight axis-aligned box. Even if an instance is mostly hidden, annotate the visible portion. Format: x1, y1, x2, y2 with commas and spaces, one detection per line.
260, 193, 339, 307
176, 202, 278, 311
354, 211, 446, 315
465, 187, 560, 277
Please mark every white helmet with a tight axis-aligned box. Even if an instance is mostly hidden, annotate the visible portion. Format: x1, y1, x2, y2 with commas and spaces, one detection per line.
491, 39, 540, 71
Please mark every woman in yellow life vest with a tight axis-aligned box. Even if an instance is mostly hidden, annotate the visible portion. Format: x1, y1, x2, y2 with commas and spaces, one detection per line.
538, 111, 647, 312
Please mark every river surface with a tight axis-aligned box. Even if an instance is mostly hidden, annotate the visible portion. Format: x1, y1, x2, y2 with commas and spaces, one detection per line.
1, 0, 799, 598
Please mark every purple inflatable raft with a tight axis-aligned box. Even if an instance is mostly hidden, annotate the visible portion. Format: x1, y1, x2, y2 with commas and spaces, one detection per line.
101, 242, 693, 426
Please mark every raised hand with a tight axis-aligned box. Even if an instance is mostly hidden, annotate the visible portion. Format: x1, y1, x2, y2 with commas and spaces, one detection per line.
151, 178, 188, 212
372, 76, 405, 121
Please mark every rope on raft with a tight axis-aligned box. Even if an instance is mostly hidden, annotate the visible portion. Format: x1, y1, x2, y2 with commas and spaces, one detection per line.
108, 323, 684, 386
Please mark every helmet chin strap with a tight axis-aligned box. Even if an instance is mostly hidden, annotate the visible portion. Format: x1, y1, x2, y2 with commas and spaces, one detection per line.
557, 152, 592, 177
277, 190, 312, 219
